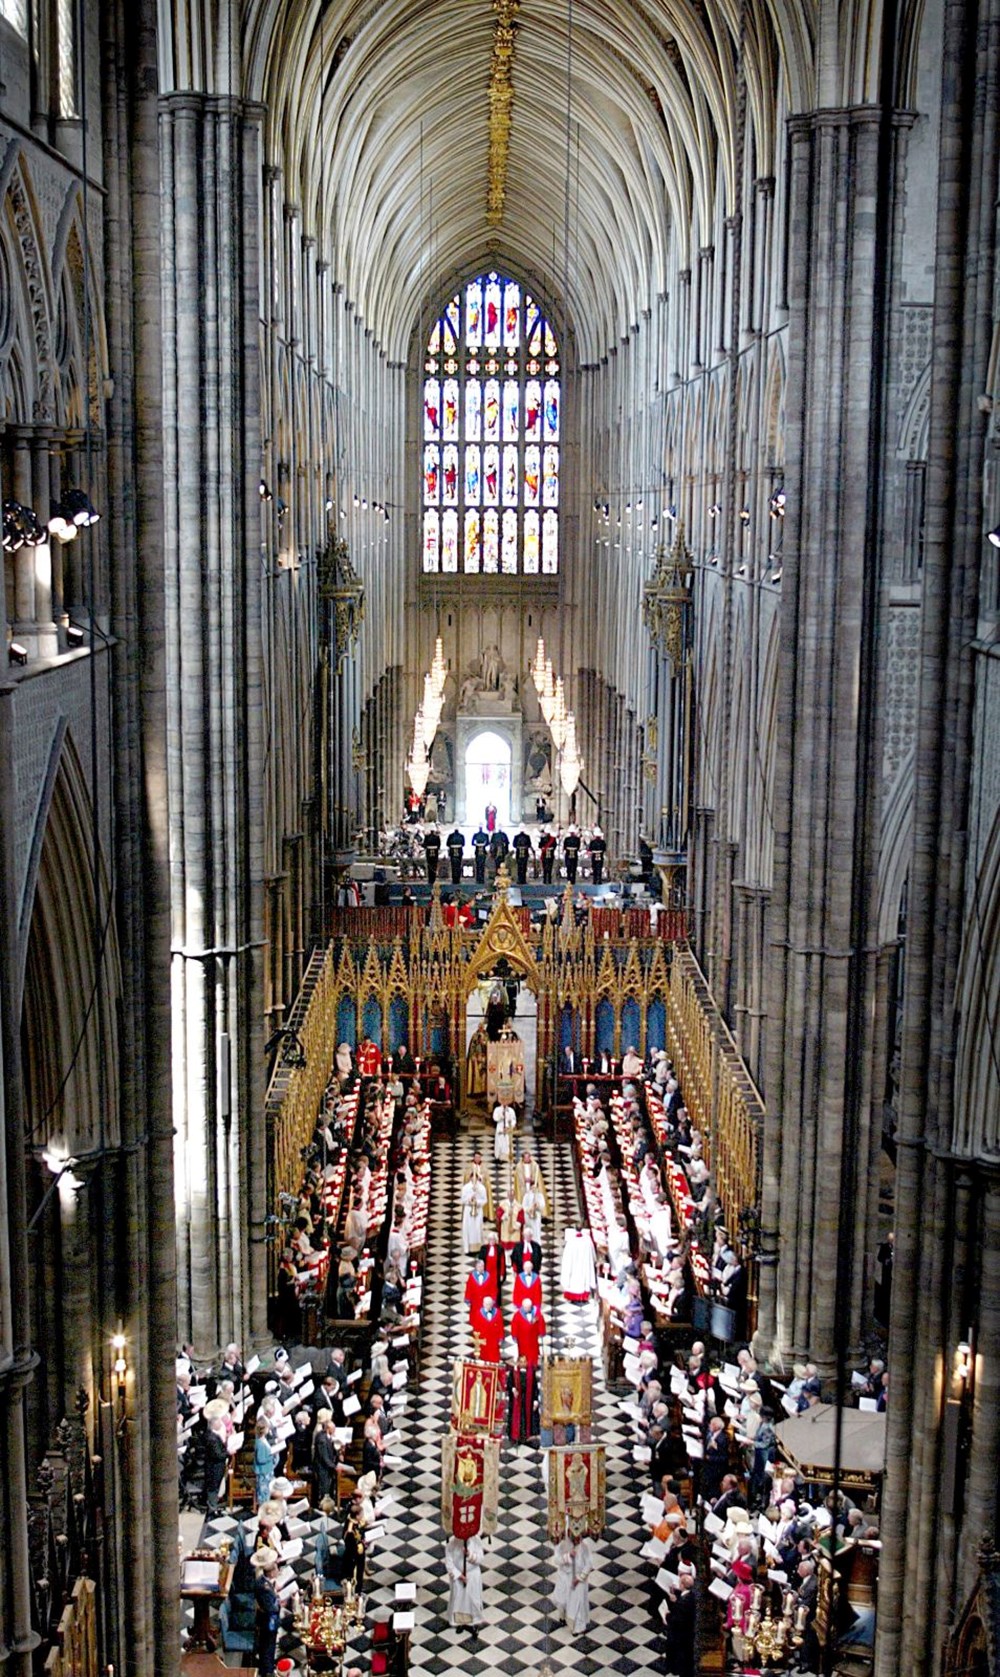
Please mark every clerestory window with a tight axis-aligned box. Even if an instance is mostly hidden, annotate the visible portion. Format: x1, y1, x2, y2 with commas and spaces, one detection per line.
421, 270, 560, 576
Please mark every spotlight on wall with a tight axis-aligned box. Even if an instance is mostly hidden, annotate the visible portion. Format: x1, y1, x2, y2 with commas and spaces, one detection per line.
665, 503, 677, 520
770, 564, 783, 584
259, 479, 273, 502
708, 503, 721, 518
48, 505, 77, 542
66, 623, 86, 646
4, 499, 46, 549
8, 642, 28, 666
770, 488, 786, 519
63, 489, 101, 527
736, 561, 747, 577
988, 524, 1000, 549
739, 507, 751, 525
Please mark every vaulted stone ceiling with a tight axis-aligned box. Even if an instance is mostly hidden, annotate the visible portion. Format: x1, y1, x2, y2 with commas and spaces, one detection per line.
158, 0, 905, 362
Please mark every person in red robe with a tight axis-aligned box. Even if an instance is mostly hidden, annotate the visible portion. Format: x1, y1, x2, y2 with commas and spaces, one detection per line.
471, 1298, 504, 1363
479, 1234, 507, 1301
511, 1298, 545, 1363
358, 1037, 382, 1078
464, 1258, 491, 1323
512, 1260, 542, 1311
509, 1299, 546, 1443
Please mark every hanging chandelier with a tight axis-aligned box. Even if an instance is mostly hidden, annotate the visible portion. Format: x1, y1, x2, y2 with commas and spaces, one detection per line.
531, 636, 582, 800
407, 636, 448, 800
422, 672, 443, 744
559, 712, 583, 797
550, 677, 568, 751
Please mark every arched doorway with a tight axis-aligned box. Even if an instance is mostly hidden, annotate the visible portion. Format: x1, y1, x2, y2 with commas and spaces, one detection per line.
465, 729, 512, 829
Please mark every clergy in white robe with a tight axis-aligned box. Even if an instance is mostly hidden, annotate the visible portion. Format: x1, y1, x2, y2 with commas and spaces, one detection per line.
461, 1177, 488, 1254
513, 1151, 548, 1217
560, 1227, 597, 1302
492, 1101, 517, 1162
445, 1534, 485, 1627
521, 1184, 544, 1246
552, 1535, 595, 1633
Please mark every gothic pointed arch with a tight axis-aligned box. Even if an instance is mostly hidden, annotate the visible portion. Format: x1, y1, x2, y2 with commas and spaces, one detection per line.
20, 726, 121, 1162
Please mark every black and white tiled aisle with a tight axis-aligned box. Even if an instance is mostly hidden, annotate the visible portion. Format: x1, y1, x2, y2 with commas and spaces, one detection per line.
193, 1127, 664, 1676
368, 1128, 665, 1677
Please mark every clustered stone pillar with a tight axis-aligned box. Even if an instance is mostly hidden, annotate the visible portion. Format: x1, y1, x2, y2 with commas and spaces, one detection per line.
757, 103, 903, 1373
159, 86, 269, 1353
877, 2, 1000, 1670
0, 695, 38, 1677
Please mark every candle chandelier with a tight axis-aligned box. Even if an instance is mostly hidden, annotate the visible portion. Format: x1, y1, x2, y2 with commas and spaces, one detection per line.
406, 635, 447, 800
532, 636, 582, 798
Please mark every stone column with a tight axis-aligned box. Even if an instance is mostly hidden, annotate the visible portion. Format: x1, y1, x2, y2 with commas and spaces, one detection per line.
159, 90, 269, 1350
757, 105, 902, 1371
29, 435, 57, 656
0, 687, 38, 1677
10, 430, 36, 653
877, 3, 1000, 1671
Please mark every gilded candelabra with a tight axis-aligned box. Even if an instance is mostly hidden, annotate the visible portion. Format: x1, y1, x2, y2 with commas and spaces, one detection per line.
729, 1584, 806, 1666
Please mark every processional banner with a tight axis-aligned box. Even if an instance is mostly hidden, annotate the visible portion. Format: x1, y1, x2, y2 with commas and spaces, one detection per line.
451, 1359, 505, 1435
440, 1432, 500, 1537
546, 1443, 606, 1541
541, 1355, 593, 1429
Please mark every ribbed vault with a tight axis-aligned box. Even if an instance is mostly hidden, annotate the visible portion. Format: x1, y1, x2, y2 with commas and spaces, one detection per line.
157, 0, 833, 362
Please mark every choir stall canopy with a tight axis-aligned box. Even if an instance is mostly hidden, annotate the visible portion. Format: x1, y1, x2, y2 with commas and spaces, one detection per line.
460, 876, 540, 1114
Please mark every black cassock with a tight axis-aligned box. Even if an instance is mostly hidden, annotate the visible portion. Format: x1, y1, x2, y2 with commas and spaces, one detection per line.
507, 1364, 540, 1443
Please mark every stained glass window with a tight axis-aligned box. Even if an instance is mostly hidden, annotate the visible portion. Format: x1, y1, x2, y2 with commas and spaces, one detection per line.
421, 270, 561, 574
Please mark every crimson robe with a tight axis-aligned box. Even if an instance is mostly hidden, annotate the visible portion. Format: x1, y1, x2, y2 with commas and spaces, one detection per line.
511, 1305, 546, 1365
512, 1270, 542, 1311
471, 1305, 505, 1363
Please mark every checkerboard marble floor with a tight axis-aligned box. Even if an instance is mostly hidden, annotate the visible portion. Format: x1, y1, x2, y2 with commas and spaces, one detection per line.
197, 1124, 664, 1675
377, 1125, 664, 1677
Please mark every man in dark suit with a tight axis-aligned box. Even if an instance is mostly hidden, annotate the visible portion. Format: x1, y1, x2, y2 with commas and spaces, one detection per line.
711, 1473, 747, 1521
663, 1575, 698, 1677
562, 827, 581, 883
472, 826, 490, 884
511, 1224, 542, 1275
392, 1044, 416, 1078
511, 829, 533, 883
312, 1373, 345, 1425
446, 828, 465, 883
312, 1418, 340, 1506
423, 826, 441, 884
587, 825, 607, 883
